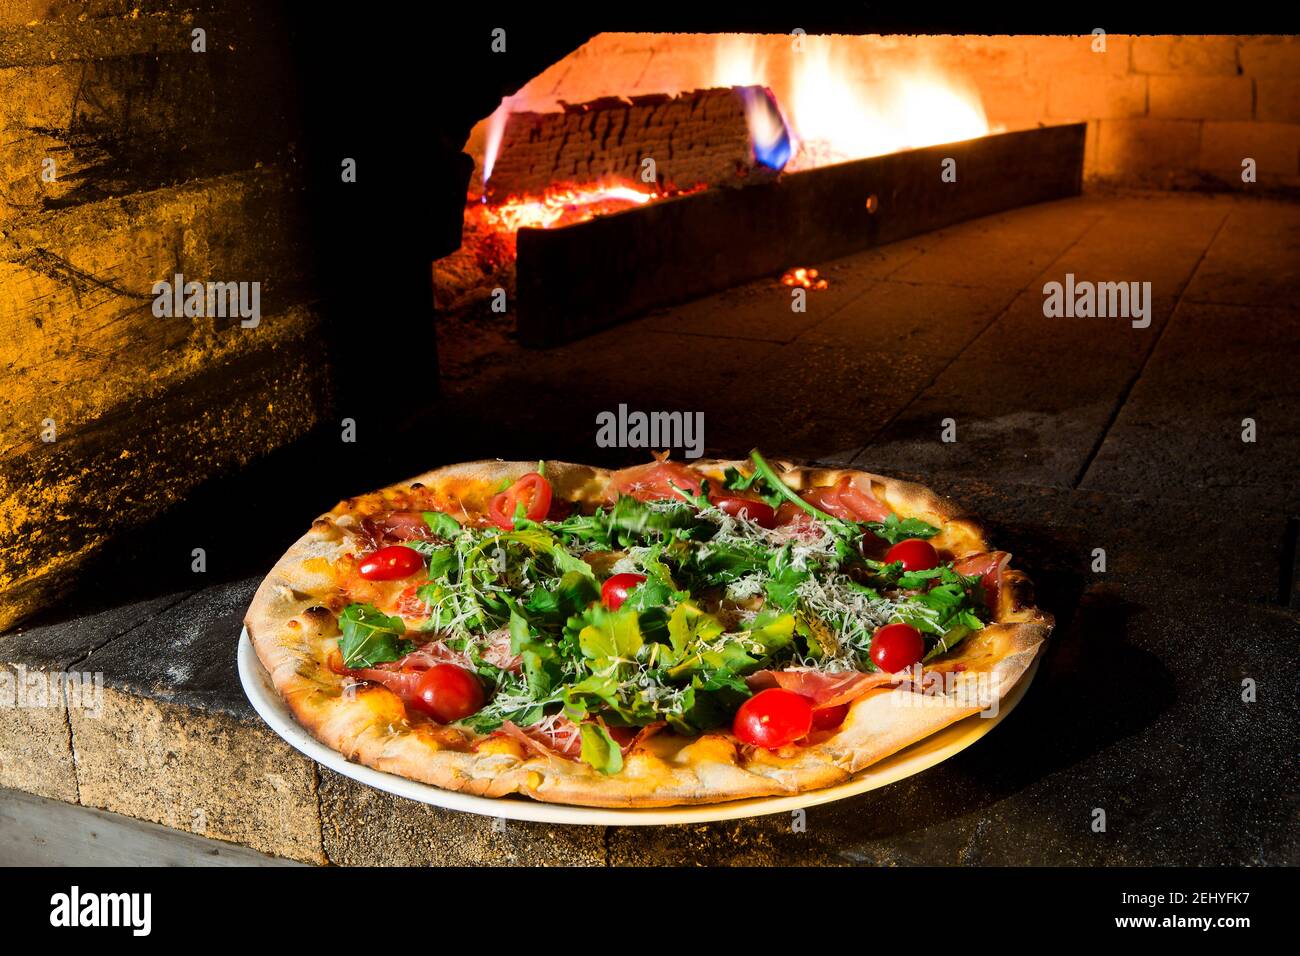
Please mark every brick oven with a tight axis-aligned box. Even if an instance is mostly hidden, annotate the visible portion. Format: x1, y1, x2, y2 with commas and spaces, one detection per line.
0, 5, 1296, 871
439, 32, 1300, 345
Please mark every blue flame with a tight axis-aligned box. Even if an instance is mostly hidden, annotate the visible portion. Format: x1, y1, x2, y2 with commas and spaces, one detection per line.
742, 87, 794, 172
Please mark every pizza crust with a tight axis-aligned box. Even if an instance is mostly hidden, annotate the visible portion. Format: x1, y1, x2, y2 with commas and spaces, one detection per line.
245, 458, 1052, 808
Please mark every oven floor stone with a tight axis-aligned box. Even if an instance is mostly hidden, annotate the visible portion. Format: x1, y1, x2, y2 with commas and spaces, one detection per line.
3, 188, 1298, 865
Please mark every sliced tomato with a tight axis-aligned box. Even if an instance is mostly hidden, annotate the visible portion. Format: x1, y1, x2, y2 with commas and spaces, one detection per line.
357, 545, 424, 581
608, 459, 703, 502
488, 472, 553, 530
709, 493, 778, 528
732, 688, 814, 749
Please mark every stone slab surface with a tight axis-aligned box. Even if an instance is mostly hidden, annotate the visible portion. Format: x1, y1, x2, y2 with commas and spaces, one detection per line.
318, 769, 607, 867
1080, 302, 1300, 512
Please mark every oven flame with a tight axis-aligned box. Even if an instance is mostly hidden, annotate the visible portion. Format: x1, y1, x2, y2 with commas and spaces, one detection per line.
481, 98, 514, 188
715, 35, 990, 171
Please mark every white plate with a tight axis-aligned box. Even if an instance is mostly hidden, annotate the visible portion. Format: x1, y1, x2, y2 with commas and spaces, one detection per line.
239, 629, 1039, 826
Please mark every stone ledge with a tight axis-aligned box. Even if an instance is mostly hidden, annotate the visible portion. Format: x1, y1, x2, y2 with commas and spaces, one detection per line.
69, 686, 325, 863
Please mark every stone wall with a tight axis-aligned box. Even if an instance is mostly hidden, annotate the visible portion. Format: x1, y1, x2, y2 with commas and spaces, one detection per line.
0, 2, 331, 630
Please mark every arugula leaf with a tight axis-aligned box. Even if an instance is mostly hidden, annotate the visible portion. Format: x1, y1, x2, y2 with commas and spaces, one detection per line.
665, 477, 712, 509
521, 570, 599, 625
923, 624, 976, 661
422, 511, 462, 539
745, 609, 796, 653
579, 721, 624, 775
722, 465, 784, 509
508, 610, 566, 698
577, 606, 644, 661
763, 547, 809, 611
608, 495, 702, 542
666, 602, 725, 654
337, 604, 411, 668
685, 536, 769, 586
864, 512, 940, 546
423, 545, 458, 580
546, 510, 615, 550
669, 682, 749, 733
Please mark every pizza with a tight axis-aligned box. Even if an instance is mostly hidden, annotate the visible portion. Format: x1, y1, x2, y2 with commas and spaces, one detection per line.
245, 451, 1051, 808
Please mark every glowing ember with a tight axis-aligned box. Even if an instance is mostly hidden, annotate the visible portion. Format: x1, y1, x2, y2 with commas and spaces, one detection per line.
463, 179, 706, 268
477, 182, 658, 233
782, 267, 827, 290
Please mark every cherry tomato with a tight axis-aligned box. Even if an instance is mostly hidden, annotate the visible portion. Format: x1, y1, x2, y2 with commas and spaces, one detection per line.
410, 664, 484, 723
869, 622, 925, 673
601, 572, 647, 610
488, 472, 553, 530
811, 702, 850, 731
732, 688, 814, 749
885, 538, 940, 572
357, 545, 424, 581
710, 494, 778, 528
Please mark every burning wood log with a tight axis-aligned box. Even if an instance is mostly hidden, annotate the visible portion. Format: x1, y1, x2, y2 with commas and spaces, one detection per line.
485, 87, 782, 200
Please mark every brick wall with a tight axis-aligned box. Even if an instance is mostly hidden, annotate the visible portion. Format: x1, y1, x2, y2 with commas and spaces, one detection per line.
467, 33, 1300, 193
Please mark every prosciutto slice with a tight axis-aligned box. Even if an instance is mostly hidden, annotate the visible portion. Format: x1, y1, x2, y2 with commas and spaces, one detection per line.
745, 668, 898, 708
606, 458, 703, 503
953, 551, 1012, 613
360, 510, 439, 547
777, 476, 892, 526
495, 717, 664, 762
498, 716, 585, 759
480, 629, 523, 673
